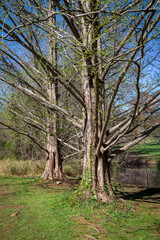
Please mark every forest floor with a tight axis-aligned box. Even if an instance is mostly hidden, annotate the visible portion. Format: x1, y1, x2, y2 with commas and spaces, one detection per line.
0, 175, 159, 240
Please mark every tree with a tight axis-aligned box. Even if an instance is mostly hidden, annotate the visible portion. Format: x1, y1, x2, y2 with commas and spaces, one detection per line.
0, 0, 160, 201
41, 0, 64, 180
0, 0, 82, 180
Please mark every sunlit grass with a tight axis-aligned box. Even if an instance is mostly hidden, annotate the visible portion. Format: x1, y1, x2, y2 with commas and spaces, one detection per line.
0, 176, 77, 240
132, 141, 160, 161
0, 176, 159, 240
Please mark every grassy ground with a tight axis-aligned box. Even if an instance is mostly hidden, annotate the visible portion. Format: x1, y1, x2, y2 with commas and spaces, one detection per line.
0, 176, 159, 240
131, 141, 160, 162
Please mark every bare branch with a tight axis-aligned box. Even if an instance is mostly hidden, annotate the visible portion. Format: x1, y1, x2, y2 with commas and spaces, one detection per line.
112, 122, 160, 155
0, 76, 83, 129
96, 11, 160, 156
0, 121, 46, 151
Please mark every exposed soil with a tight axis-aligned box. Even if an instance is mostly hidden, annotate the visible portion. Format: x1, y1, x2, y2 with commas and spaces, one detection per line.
33, 178, 80, 191
43, 178, 80, 186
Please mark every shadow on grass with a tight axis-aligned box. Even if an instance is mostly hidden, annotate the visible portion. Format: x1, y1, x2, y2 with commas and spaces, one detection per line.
121, 188, 160, 203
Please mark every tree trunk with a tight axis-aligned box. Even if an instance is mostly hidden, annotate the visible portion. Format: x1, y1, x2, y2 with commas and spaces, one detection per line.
105, 157, 116, 200
41, 111, 64, 180
41, 0, 64, 181
82, 131, 114, 201
80, 0, 115, 201
81, 137, 115, 201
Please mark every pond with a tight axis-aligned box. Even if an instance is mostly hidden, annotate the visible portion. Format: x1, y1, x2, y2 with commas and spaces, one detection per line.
111, 162, 160, 188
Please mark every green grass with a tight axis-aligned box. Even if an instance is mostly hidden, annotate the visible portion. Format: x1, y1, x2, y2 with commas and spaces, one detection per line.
134, 143, 160, 156
0, 176, 78, 240
0, 176, 159, 240
130, 141, 160, 162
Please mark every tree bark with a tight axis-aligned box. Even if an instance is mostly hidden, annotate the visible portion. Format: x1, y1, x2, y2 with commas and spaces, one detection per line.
80, 0, 110, 201
41, 105, 64, 180
41, 0, 64, 180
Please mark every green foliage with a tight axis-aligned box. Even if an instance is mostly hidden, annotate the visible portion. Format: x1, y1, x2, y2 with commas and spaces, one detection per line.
89, 142, 94, 179
1, 139, 21, 160
0, 91, 45, 161
0, 130, 44, 161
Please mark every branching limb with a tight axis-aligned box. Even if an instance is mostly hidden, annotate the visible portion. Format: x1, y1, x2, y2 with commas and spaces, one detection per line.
0, 121, 46, 151
96, 11, 160, 156
112, 122, 160, 156
0, 76, 83, 129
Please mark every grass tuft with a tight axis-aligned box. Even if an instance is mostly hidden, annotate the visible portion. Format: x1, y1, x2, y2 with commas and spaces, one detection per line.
0, 158, 82, 177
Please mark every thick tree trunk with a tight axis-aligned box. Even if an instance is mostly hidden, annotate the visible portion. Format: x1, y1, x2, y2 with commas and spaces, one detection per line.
41, 120, 64, 180
80, 0, 115, 201
81, 74, 110, 200
82, 136, 114, 201
96, 154, 108, 201
82, 140, 115, 201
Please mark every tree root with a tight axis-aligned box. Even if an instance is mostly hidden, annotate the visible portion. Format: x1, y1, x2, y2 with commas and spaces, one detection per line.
84, 234, 98, 240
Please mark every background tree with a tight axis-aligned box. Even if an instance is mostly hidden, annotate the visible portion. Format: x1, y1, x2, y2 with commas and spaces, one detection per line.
0, 0, 83, 180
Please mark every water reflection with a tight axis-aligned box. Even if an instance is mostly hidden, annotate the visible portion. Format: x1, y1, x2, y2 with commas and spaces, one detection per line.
112, 165, 160, 188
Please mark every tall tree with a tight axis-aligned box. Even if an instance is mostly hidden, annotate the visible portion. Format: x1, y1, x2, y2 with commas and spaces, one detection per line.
41, 0, 64, 180
0, 0, 82, 180
0, 0, 160, 201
